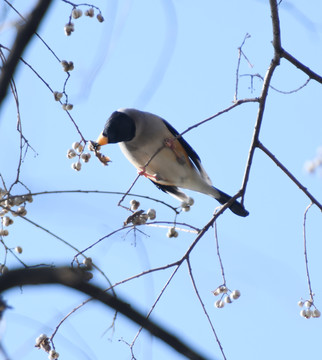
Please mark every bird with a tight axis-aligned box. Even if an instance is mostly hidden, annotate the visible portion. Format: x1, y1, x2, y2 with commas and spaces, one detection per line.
95, 108, 249, 217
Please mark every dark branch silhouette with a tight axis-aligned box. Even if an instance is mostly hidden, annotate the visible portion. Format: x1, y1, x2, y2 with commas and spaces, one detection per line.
0, 0, 53, 106
0, 267, 213, 360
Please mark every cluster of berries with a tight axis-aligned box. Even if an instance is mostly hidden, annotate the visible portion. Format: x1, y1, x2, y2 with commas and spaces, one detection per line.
166, 227, 179, 238
298, 299, 320, 319
0, 189, 31, 243
212, 285, 241, 308
67, 142, 91, 171
180, 197, 194, 212
124, 200, 157, 226
81, 257, 94, 281
53, 60, 75, 110
35, 334, 59, 359
87, 140, 111, 166
64, 7, 104, 36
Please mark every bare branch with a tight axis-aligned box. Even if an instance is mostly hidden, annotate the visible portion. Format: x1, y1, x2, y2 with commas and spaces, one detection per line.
0, 0, 53, 106
0, 267, 212, 360
241, 59, 280, 200
269, 0, 282, 58
281, 49, 322, 84
180, 98, 259, 138
234, 33, 252, 102
303, 203, 314, 302
187, 258, 226, 360
240, 73, 311, 94
257, 142, 322, 212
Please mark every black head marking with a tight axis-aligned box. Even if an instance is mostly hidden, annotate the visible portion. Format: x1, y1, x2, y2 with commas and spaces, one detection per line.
103, 111, 136, 143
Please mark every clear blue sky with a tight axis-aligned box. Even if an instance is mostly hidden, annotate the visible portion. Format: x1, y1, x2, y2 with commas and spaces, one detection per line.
1, 1, 322, 359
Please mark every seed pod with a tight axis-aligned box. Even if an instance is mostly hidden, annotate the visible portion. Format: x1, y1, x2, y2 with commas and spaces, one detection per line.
147, 208, 156, 220
304, 300, 312, 308
67, 149, 77, 159
85, 8, 95, 17
17, 206, 27, 216
231, 290, 241, 300
15, 246, 23, 254
72, 142, 80, 150
130, 199, 140, 211
97, 13, 104, 22
53, 91, 63, 101
72, 8, 82, 19
2, 216, 13, 226
71, 162, 82, 171
312, 309, 321, 318
214, 300, 224, 308
83, 257, 93, 270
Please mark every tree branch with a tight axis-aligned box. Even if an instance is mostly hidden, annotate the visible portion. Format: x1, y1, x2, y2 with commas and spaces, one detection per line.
0, 267, 213, 360
241, 0, 282, 199
257, 142, 322, 211
281, 49, 322, 84
0, 0, 53, 106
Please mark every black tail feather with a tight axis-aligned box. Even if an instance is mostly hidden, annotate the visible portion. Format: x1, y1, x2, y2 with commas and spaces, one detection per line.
215, 188, 249, 217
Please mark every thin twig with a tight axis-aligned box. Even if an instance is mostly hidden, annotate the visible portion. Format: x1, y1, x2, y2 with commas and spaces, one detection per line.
130, 265, 181, 350
257, 142, 322, 211
214, 221, 226, 285
281, 49, 322, 84
0, 267, 212, 360
187, 258, 226, 360
240, 73, 311, 94
180, 98, 259, 138
234, 33, 252, 102
303, 203, 314, 302
241, 58, 281, 202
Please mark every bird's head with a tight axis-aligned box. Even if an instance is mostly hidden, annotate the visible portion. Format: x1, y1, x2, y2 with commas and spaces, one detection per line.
96, 110, 136, 146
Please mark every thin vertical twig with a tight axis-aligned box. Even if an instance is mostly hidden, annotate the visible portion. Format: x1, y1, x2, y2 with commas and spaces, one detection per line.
303, 203, 314, 301
214, 221, 226, 285
187, 258, 226, 360
234, 33, 252, 102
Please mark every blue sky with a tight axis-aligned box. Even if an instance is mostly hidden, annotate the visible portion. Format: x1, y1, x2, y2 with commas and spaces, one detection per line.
1, 1, 322, 359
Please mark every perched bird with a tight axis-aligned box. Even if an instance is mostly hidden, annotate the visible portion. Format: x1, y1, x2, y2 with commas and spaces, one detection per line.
96, 108, 248, 217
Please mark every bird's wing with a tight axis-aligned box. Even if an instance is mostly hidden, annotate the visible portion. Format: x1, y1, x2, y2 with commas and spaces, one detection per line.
162, 119, 213, 186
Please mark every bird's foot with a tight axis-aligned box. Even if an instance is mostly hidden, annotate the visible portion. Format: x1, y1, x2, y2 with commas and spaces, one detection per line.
138, 167, 159, 180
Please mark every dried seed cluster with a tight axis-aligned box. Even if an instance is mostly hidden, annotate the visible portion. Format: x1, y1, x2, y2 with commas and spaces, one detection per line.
0, 188, 32, 243
87, 140, 111, 166
181, 197, 194, 212
167, 226, 178, 238
35, 334, 59, 359
64, 6, 104, 36
81, 257, 94, 280
212, 285, 241, 308
123, 200, 157, 226
0, 264, 8, 275
53, 91, 63, 101
298, 299, 321, 319
61, 60, 74, 72
53, 61, 74, 109
67, 141, 91, 172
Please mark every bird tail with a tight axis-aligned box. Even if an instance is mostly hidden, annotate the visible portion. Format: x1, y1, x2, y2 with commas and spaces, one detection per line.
211, 187, 249, 217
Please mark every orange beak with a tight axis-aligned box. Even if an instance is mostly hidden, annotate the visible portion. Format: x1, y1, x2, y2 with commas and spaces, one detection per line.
96, 132, 108, 146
